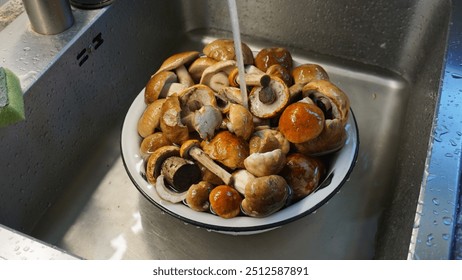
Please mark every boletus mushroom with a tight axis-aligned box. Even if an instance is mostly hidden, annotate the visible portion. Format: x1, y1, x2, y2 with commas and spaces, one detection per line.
209, 185, 242, 219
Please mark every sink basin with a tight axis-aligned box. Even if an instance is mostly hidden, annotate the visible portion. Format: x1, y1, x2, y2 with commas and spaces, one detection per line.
0, 0, 460, 259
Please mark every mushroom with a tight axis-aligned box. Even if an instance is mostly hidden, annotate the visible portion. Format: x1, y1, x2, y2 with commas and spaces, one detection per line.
137, 98, 166, 138
159, 95, 189, 144
254, 47, 293, 72
188, 56, 217, 83
144, 71, 179, 104
155, 174, 188, 203
231, 169, 256, 195
200, 60, 237, 92
243, 149, 286, 177
185, 181, 214, 212
228, 65, 265, 87
241, 175, 289, 217
155, 51, 199, 87
209, 185, 242, 219
177, 84, 222, 140
248, 75, 290, 119
289, 64, 330, 101
161, 156, 202, 193
279, 153, 325, 201
266, 64, 293, 87
139, 132, 172, 159
203, 39, 254, 65
201, 131, 249, 170
249, 128, 290, 155
146, 145, 180, 185
278, 97, 325, 144
215, 86, 243, 113
225, 103, 254, 140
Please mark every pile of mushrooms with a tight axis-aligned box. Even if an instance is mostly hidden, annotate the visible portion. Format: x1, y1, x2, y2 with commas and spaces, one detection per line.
137, 39, 350, 219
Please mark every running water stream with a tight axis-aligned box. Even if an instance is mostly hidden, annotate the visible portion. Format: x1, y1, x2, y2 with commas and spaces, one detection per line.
227, 0, 248, 109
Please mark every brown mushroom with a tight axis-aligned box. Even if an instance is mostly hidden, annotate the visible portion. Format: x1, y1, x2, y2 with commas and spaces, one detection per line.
248, 75, 290, 119
188, 56, 217, 83
200, 60, 237, 92
225, 104, 254, 140
137, 99, 167, 138
215, 86, 243, 113
209, 185, 242, 219
144, 71, 178, 104
146, 145, 180, 185
186, 181, 215, 212
289, 64, 329, 101
278, 97, 325, 144
231, 169, 256, 195
241, 175, 289, 217
203, 39, 254, 65
159, 95, 189, 144
243, 149, 286, 177
249, 128, 290, 155
254, 47, 293, 72
139, 132, 172, 159
155, 51, 199, 87
266, 64, 293, 87
280, 153, 325, 201
201, 131, 249, 170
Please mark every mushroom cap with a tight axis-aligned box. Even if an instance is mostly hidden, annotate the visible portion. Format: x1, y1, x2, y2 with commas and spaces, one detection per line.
215, 86, 243, 113
249, 128, 290, 155
243, 149, 286, 177
241, 175, 289, 217
248, 76, 290, 118
155, 51, 200, 74
280, 153, 324, 201
186, 181, 214, 212
145, 71, 177, 104
209, 185, 242, 218
139, 132, 172, 159
266, 64, 293, 86
226, 104, 254, 140
292, 64, 329, 85
193, 105, 223, 140
146, 145, 180, 185
159, 95, 190, 144
295, 118, 347, 156
302, 80, 350, 126
254, 47, 293, 72
188, 56, 217, 83
177, 84, 217, 130
278, 100, 325, 144
203, 39, 254, 65
137, 98, 166, 138
200, 60, 237, 92
201, 130, 249, 170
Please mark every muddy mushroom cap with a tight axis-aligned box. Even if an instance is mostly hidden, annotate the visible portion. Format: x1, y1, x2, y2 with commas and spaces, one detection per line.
203, 39, 254, 65
144, 71, 178, 104
255, 47, 293, 72
280, 153, 325, 201
209, 185, 242, 218
248, 76, 290, 119
201, 130, 249, 170
243, 149, 286, 177
278, 98, 325, 144
186, 181, 214, 212
241, 175, 289, 217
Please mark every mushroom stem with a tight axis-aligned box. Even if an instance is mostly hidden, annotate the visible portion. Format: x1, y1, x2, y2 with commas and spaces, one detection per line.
258, 75, 276, 104
188, 146, 233, 185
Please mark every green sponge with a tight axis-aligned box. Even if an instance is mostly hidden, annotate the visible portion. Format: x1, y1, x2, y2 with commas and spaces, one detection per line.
0, 67, 25, 128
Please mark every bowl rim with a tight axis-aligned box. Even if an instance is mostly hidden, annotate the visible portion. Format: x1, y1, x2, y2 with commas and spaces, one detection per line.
120, 88, 360, 233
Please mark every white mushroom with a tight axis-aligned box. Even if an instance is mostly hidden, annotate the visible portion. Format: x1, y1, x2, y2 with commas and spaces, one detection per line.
192, 105, 222, 140
243, 149, 286, 177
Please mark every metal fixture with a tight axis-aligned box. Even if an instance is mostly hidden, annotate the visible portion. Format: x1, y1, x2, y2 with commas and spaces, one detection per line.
22, 0, 74, 35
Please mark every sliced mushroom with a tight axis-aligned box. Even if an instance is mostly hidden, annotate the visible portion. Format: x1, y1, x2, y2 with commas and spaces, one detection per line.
248, 76, 290, 119
200, 60, 237, 92
241, 175, 289, 217
225, 104, 254, 140
278, 97, 325, 144
254, 47, 293, 72
139, 132, 172, 159
244, 149, 286, 177
188, 56, 217, 83
144, 71, 178, 104
289, 64, 330, 101
201, 131, 249, 170
209, 185, 242, 219
137, 99, 166, 138
186, 181, 214, 212
159, 95, 189, 144
203, 39, 254, 65
155, 51, 199, 87
280, 153, 325, 201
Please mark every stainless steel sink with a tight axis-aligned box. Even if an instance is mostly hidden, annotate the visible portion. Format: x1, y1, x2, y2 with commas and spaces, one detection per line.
0, 0, 461, 259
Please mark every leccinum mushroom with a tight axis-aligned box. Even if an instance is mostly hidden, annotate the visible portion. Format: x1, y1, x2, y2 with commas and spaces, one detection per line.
241, 175, 289, 217
201, 131, 249, 170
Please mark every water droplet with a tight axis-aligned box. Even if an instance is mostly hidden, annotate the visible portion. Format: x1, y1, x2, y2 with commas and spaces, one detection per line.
432, 198, 440, 206
433, 210, 439, 215
442, 216, 452, 225
450, 139, 457, 146
442, 233, 450, 240
426, 233, 434, 246
445, 153, 453, 157
451, 73, 462, 79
